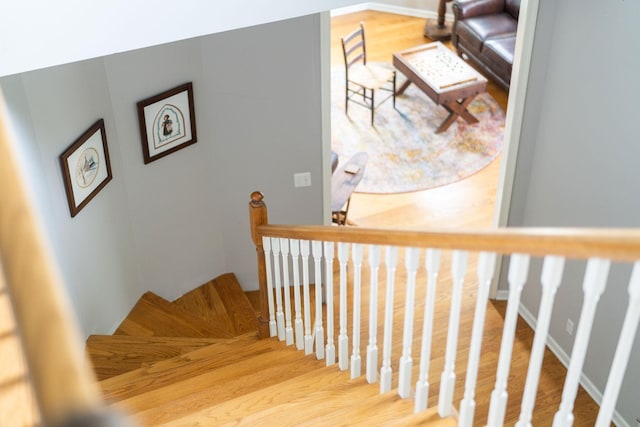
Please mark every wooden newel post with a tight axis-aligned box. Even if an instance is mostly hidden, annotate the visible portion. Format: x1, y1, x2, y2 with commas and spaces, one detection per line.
249, 191, 271, 339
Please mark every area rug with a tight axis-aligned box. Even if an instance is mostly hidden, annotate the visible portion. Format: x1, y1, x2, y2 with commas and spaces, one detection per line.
331, 65, 505, 194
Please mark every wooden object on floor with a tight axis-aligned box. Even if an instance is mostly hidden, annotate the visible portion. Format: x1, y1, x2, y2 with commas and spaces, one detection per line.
393, 42, 488, 133
341, 22, 396, 126
331, 151, 368, 225
424, 0, 453, 41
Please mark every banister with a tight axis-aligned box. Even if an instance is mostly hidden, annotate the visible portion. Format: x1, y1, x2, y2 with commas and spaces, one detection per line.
256, 224, 640, 262
0, 93, 123, 425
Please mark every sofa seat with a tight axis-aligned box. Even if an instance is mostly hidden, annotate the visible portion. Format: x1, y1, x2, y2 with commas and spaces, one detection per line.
454, 14, 517, 52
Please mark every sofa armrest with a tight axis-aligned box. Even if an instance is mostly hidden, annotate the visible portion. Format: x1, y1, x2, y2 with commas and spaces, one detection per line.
453, 0, 506, 20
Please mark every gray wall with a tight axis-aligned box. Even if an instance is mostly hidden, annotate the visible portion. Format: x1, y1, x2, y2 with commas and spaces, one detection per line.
505, 0, 640, 424
0, 14, 324, 336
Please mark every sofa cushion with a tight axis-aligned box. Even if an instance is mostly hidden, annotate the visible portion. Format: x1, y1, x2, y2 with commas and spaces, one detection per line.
483, 36, 516, 80
505, 0, 521, 19
455, 13, 518, 51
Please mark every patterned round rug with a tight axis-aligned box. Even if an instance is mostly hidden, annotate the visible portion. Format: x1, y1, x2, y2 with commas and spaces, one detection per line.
331, 65, 505, 194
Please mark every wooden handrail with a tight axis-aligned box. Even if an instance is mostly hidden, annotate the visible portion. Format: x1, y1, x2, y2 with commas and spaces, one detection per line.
257, 224, 640, 262
0, 92, 110, 425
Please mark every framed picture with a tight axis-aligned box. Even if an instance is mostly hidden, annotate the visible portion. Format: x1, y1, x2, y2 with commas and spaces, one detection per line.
59, 119, 113, 217
136, 82, 197, 164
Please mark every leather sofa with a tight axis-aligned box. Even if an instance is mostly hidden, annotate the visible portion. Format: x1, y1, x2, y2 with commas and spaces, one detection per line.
452, 0, 520, 90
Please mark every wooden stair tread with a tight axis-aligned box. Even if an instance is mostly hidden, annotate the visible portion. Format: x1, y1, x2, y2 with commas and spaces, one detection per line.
113, 291, 234, 338
119, 347, 326, 425
85, 335, 235, 381
151, 362, 351, 426
99, 333, 276, 401
172, 273, 259, 336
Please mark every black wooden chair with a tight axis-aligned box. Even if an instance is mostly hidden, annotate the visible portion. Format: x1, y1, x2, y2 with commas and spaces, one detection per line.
341, 22, 396, 126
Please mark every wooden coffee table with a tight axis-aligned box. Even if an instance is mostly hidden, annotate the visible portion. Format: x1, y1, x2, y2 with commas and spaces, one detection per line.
393, 42, 488, 133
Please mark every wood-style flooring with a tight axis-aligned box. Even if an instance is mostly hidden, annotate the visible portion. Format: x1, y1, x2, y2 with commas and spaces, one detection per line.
330, 10, 506, 229
330, 10, 603, 426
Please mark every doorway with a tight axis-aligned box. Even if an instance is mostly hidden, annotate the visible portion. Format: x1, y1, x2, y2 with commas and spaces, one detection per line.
328, 10, 506, 229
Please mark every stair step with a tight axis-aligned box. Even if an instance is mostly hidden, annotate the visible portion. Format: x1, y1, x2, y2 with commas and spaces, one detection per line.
99, 333, 280, 402
113, 291, 233, 338
150, 362, 351, 426
85, 335, 234, 380
119, 346, 325, 425
172, 273, 259, 336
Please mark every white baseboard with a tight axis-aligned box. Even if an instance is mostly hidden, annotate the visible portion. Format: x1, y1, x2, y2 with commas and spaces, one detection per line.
517, 303, 629, 427
331, 2, 453, 23
495, 289, 510, 301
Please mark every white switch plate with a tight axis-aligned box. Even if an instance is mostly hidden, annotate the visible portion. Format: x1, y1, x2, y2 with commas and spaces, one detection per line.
294, 172, 312, 188
566, 318, 574, 335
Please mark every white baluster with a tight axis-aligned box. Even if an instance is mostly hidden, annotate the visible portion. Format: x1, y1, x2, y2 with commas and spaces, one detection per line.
290, 240, 304, 351
487, 254, 530, 426
399, 247, 420, 399
300, 240, 314, 355
272, 237, 285, 341
595, 262, 640, 427
324, 241, 336, 366
312, 240, 324, 360
338, 242, 350, 371
351, 244, 364, 379
459, 252, 497, 427
553, 258, 610, 427
516, 256, 565, 427
380, 246, 398, 394
438, 250, 468, 417
262, 236, 277, 337
367, 245, 382, 384
415, 249, 441, 413
280, 238, 294, 346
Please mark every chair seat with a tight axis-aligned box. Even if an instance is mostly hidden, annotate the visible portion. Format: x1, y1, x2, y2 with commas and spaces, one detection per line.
348, 64, 396, 90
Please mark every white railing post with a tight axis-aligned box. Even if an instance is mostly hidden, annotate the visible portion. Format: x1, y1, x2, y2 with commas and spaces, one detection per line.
312, 240, 325, 360
459, 252, 497, 427
366, 245, 382, 384
380, 246, 398, 394
280, 238, 294, 346
272, 237, 285, 341
399, 247, 420, 399
338, 242, 350, 371
351, 244, 364, 379
595, 261, 640, 427
262, 236, 277, 337
553, 258, 610, 427
324, 241, 336, 366
516, 255, 565, 427
487, 254, 530, 426
290, 240, 304, 351
438, 250, 468, 417
415, 249, 442, 413
300, 240, 314, 355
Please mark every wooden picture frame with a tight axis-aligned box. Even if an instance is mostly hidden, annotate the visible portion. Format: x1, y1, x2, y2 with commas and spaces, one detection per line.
60, 119, 112, 217
136, 82, 197, 164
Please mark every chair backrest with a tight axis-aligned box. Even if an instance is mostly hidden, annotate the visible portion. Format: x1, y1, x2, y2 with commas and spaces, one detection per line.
341, 22, 367, 74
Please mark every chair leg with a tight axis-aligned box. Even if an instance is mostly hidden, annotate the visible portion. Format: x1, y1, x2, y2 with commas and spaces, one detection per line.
370, 90, 375, 126
392, 72, 397, 109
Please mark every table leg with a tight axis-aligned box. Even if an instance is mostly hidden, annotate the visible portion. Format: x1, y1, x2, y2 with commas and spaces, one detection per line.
436, 96, 478, 133
396, 79, 412, 95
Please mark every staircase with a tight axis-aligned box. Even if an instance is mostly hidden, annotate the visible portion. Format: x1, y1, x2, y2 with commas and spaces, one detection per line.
86, 273, 450, 426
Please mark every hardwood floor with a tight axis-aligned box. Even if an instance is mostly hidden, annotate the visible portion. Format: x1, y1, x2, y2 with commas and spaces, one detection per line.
330, 10, 603, 426
330, 10, 507, 229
